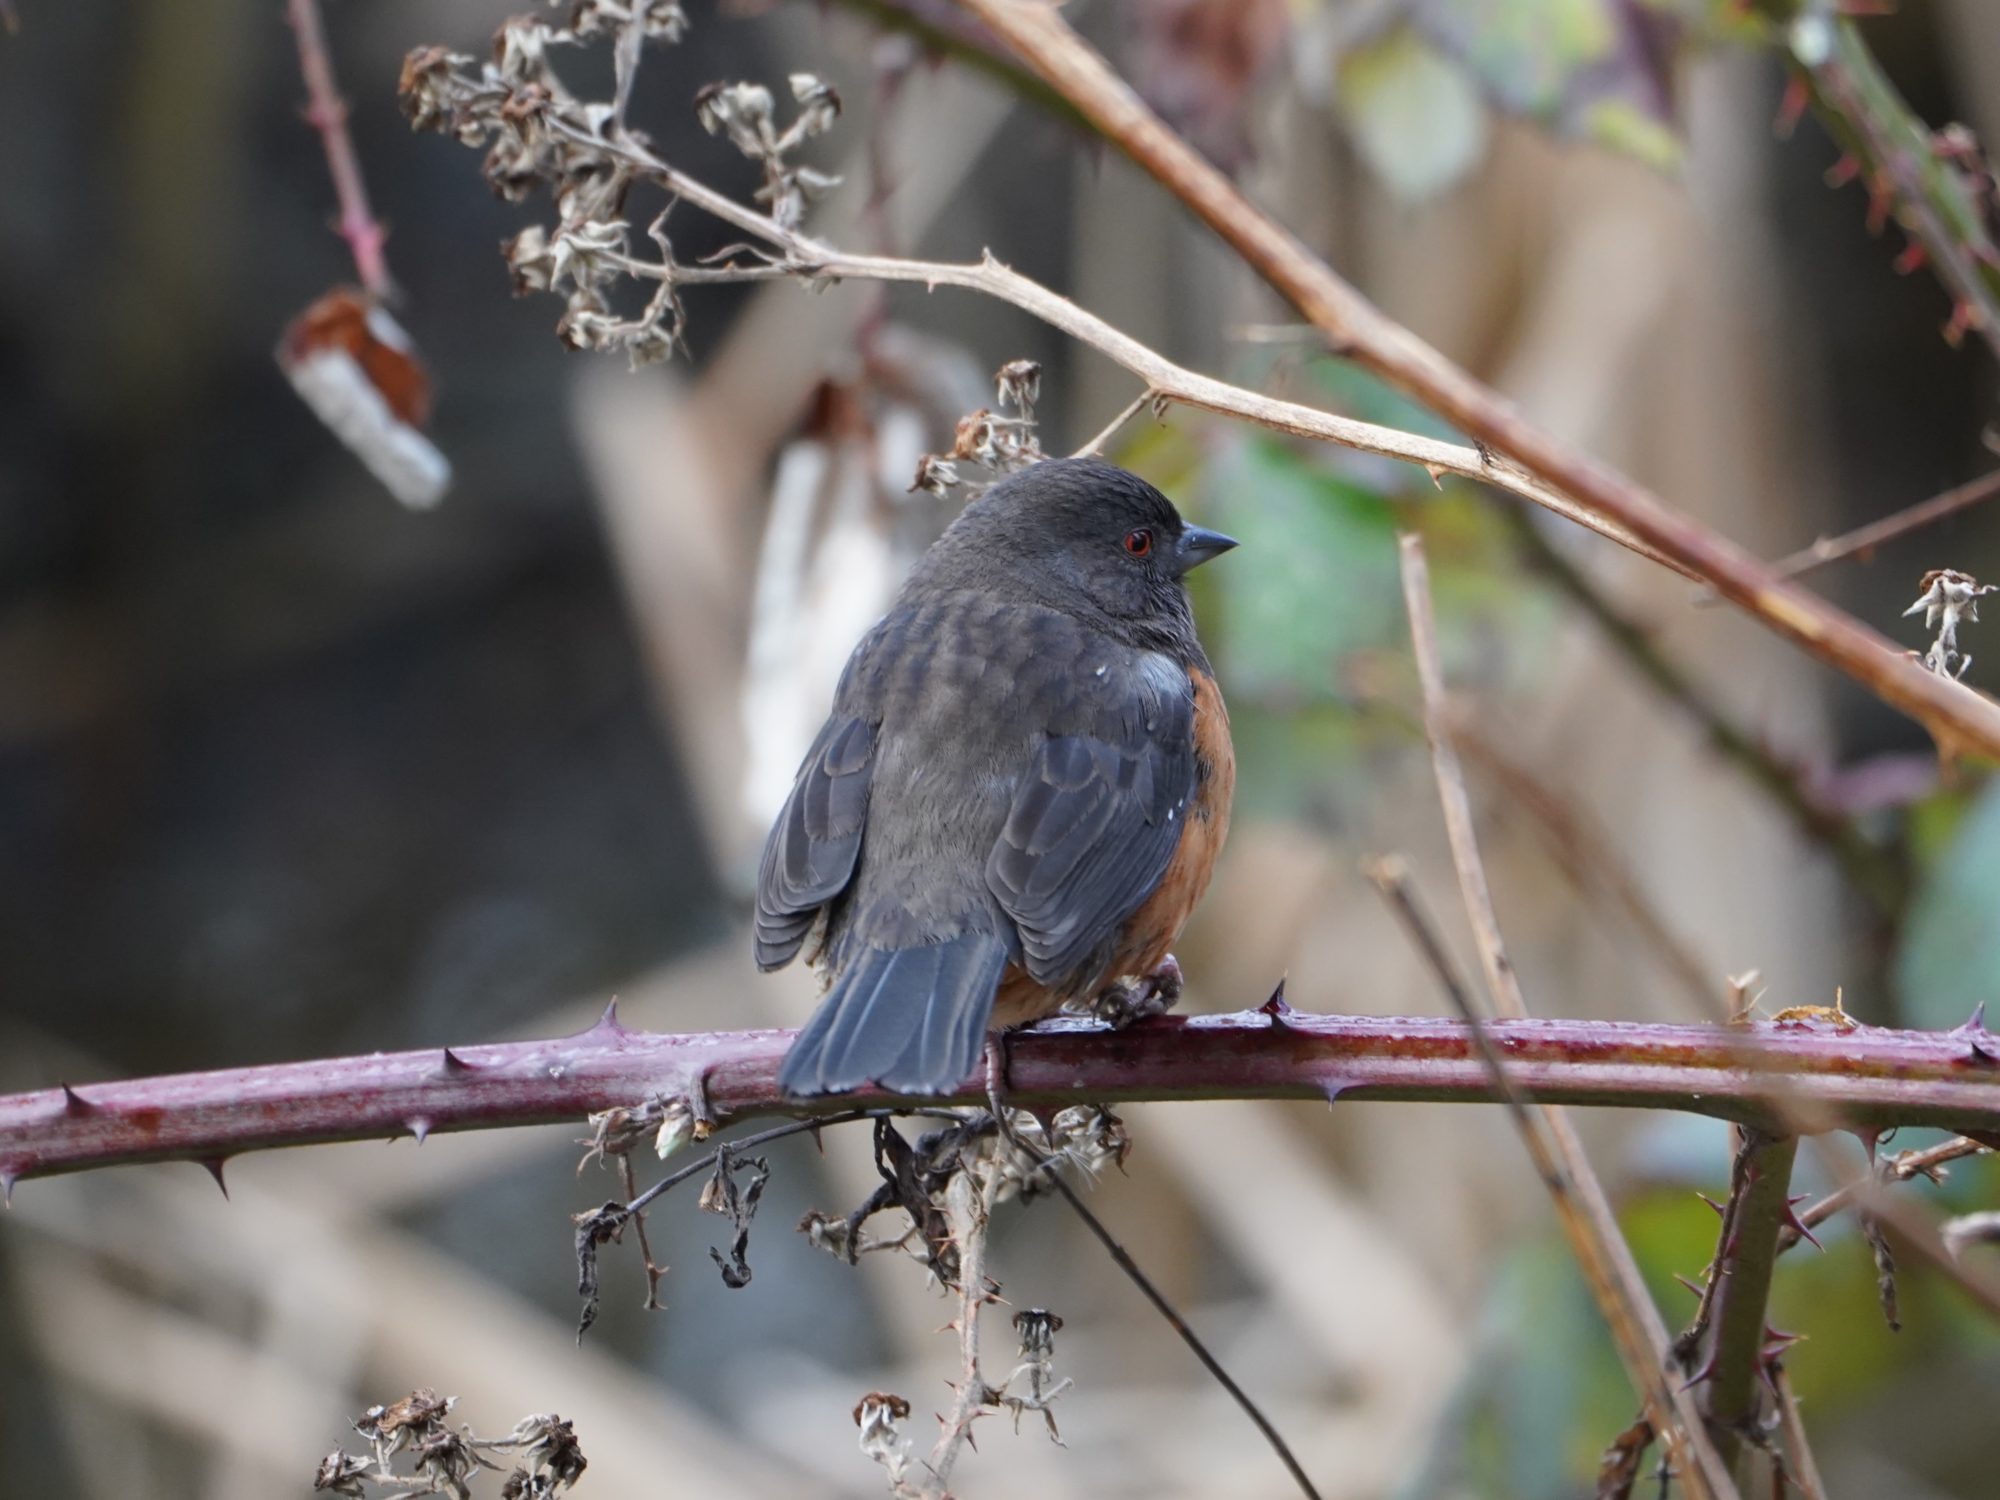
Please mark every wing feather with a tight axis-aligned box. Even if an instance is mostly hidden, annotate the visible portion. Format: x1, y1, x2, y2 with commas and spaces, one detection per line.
754, 713, 876, 970
985, 661, 1196, 986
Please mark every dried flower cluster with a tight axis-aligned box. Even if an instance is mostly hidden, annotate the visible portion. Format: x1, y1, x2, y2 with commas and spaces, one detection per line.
910, 358, 1048, 495
797, 1107, 1130, 1281
315, 1391, 586, 1499
793, 1108, 1112, 1492
1903, 567, 1996, 677
694, 74, 843, 228
399, 4, 840, 368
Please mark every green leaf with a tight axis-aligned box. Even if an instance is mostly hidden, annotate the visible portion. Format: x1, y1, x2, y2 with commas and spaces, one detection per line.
1209, 436, 1404, 697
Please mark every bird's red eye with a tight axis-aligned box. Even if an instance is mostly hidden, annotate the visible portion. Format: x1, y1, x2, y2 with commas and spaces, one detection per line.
1123, 528, 1153, 557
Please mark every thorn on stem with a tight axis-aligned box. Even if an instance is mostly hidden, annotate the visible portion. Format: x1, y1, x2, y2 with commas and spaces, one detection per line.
438, 1047, 473, 1077
1780, 1194, 1824, 1250
1259, 978, 1296, 1026
59, 1084, 95, 1116
1678, 1351, 1721, 1391
199, 1157, 232, 1199
409, 1117, 433, 1145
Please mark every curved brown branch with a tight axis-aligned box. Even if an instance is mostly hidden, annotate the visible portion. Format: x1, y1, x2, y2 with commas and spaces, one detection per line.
953, 0, 2000, 764
7, 1006, 2000, 1194
532, 111, 1674, 572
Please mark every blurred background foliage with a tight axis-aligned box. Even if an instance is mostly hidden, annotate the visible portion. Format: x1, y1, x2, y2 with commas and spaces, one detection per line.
3, 0, 2000, 1496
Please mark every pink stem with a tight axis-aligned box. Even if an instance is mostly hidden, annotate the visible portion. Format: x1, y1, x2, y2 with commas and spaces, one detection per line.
286, 0, 391, 297
5, 1001, 2000, 1195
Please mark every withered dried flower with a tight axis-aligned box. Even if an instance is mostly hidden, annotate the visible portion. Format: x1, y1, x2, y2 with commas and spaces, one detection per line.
1003, 1307, 1072, 1441
356, 1388, 455, 1459
1905, 567, 1996, 677
853, 1391, 914, 1488
314, 1451, 371, 1496
910, 453, 961, 495
789, 72, 842, 135
696, 81, 777, 156
995, 358, 1041, 414
318, 1392, 584, 1498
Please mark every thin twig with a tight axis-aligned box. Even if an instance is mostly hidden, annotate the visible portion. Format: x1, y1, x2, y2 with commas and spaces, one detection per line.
1759, 470, 2000, 586
953, 0, 2000, 764
1039, 1170, 1324, 1500
1394, 533, 1740, 1500
1769, 1365, 1830, 1500
286, 0, 391, 296
617, 1156, 667, 1311
1072, 388, 1157, 459
1779, 1135, 1990, 1253
1803, 1135, 2000, 1322
926, 1169, 992, 1494
1363, 861, 1734, 1500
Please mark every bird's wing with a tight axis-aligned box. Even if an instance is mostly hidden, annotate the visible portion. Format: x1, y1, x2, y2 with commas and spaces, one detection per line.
754, 707, 877, 970
985, 654, 1197, 987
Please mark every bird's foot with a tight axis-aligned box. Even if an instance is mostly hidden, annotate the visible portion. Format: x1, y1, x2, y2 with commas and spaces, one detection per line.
1072, 954, 1184, 1028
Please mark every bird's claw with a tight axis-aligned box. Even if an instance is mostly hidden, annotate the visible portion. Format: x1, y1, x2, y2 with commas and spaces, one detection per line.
1071, 954, 1184, 1028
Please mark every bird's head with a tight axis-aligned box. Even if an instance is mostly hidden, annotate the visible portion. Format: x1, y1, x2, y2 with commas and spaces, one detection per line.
922, 458, 1237, 645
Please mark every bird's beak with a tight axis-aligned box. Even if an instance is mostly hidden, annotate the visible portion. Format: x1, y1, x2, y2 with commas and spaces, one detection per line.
1174, 524, 1239, 575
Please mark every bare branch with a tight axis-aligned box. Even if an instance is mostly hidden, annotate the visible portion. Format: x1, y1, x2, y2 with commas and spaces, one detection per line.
1780, 1134, 1991, 1253
12, 1006, 2000, 1194
1388, 531, 1742, 1500
1770, 1365, 1830, 1500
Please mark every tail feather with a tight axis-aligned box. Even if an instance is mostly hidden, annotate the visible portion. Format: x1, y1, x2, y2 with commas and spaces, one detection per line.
779, 932, 1010, 1096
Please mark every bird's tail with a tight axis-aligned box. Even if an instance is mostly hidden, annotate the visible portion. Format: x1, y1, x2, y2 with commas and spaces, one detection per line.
778, 932, 1010, 1097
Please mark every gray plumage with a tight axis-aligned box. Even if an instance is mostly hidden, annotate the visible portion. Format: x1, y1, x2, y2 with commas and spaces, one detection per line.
757, 459, 1229, 1096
